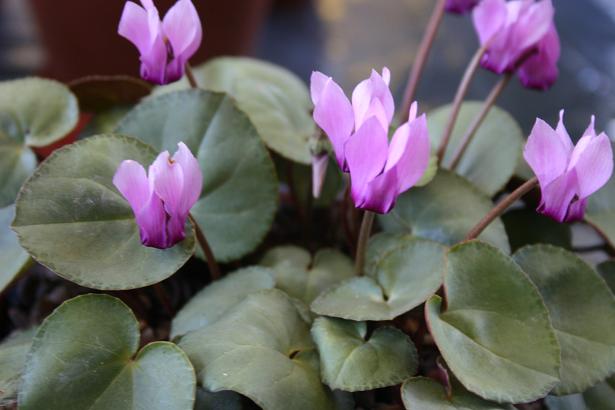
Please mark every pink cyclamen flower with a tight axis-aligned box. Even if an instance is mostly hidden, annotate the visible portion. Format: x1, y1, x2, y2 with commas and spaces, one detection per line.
524, 111, 613, 222
473, 0, 554, 74
517, 24, 560, 90
311, 68, 393, 170
310, 69, 430, 214
113, 142, 203, 249
446, 0, 480, 14
118, 0, 202, 85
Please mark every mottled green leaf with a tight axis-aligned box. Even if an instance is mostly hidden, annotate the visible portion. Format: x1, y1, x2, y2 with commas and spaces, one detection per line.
311, 317, 418, 391
311, 236, 446, 321
19, 294, 195, 410
116, 90, 278, 262
0, 205, 30, 292
155, 57, 315, 163
379, 171, 510, 252
0, 328, 36, 406
401, 377, 514, 409
179, 289, 339, 410
260, 246, 354, 304
513, 245, 615, 394
545, 377, 615, 410
12, 135, 194, 290
428, 102, 523, 196
426, 241, 560, 403
171, 266, 275, 338
0, 114, 37, 207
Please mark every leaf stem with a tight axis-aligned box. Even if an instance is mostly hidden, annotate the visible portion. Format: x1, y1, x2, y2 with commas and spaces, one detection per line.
400, 0, 447, 120
436, 45, 487, 163
449, 73, 512, 170
465, 177, 538, 241
185, 63, 199, 89
355, 211, 375, 276
189, 214, 221, 280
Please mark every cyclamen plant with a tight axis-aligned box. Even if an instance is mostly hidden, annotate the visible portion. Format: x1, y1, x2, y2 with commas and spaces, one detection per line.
1, 0, 615, 409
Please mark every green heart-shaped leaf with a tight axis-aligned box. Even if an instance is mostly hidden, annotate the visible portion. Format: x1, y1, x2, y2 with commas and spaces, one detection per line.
426, 241, 560, 403
0, 77, 79, 147
311, 317, 418, 391
0, 205, 30, 292
19, 294, 195, 410
379, 171, 510, 253
260, 246, 354, 304
194, 389, 243, 410
0, 327, 36, 407
171, 266, 275, 338
513, 245, 615, 395
0, 114, 38, 207
179, 289, 339, 410
544, 377, 615, 410
502, 209, 572, 252
69, 75, 152, 112
155, 57, 315, 164
12, 134, 194, 290
401, 377, 514, 410
597, 260, 615, 293
311, 236, 446, 321
116, 90, 278, 262
428, 102, 523, 196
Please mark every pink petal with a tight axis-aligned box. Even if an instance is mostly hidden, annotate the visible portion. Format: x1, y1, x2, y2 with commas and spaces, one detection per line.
139, 33, 169, 84
555, 110, 574, 154
524, 117, 570, 189
150, 150, 185, 216
473, 0, 507, 45
351, 68, 395, 131
510, 0, 554, 56
345, 117, 389, 205
517, 24, 560, 90
112, 160, 169, 248
312, 154, 329, 199
537, 171, 578, 223
162, 0, 202, 62
582, 115, 597, 139
310, 71, 329, 106
566, 198, 588, 222
172, 142, 203, 216
311, 72, 354, 169
386, 113, 431, 193
568, 132, 613, 199
118, 2, 153, 56
113, 160, 152, 213
359, 172, 400, 214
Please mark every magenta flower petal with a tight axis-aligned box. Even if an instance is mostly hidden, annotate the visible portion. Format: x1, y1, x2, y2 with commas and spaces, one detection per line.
517, 24, 560, 90
524, 117, 570, 189
172, 142, 203, 215
360, 172, 400, 214
446, 0, 480, 14
118, 2, 154, 56
311, 71, 354, 169
351, 68, 395, 131
568, 132, 613, 199
473, 0, 507, 46
525, 112, 614, 223
345, 117, 389, 205
150, 150, 185, 218
538, 172, 578, 222
311, 154, 329, 199
162, 0, 202, 63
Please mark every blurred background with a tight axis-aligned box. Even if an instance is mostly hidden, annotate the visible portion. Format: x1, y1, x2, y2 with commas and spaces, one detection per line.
0, 0, 614, 139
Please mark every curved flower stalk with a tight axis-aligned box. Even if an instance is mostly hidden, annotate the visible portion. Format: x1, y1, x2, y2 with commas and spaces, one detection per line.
113, 142, 202, 249
310, 69, 430, 214
118, 0, 202, 85
524, 111, 613, 222
473, 0, 559, 89
446, 0, 480, 14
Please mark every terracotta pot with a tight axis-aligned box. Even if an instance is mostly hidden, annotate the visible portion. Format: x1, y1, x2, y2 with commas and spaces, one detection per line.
29, 0, 274, 82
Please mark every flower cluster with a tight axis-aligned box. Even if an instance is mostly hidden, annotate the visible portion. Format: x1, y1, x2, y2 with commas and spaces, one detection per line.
311, 69, 430, 214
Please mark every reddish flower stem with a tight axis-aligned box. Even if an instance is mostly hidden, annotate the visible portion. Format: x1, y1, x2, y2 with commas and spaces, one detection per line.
465, 177, 538, 240
436, 45, 487, 163
185, 63, 199, 89
189, 214, 221, 280
355, 211, 376, 276
449, 73, 512, 170
400, 0, 447, 121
